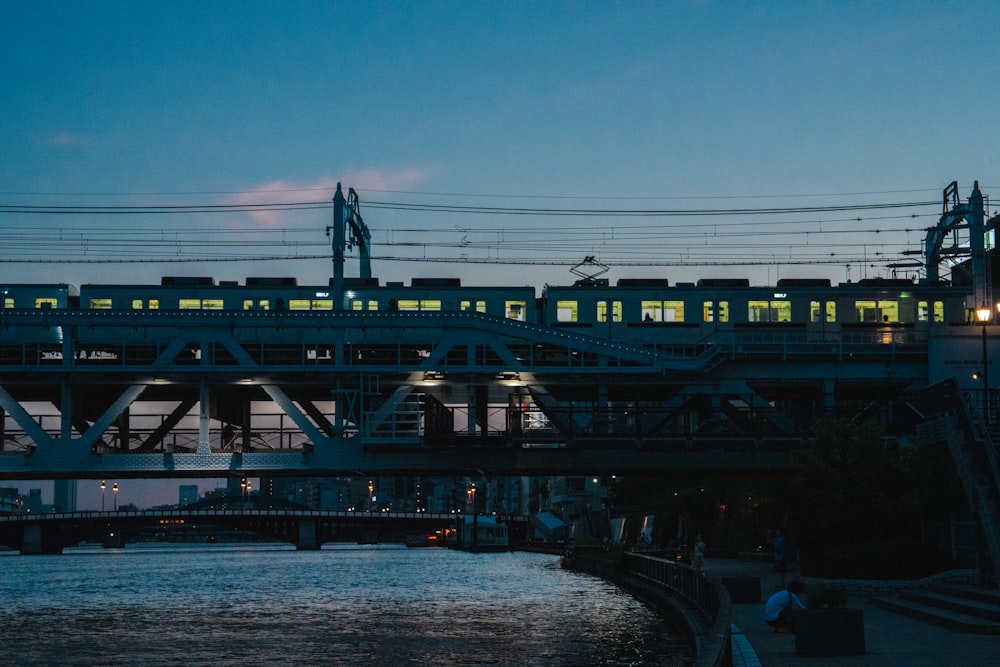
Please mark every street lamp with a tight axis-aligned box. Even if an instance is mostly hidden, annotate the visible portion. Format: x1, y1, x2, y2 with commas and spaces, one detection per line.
100, 480, 106, 511
112, 482, 119, 511
977, 306, 991, 424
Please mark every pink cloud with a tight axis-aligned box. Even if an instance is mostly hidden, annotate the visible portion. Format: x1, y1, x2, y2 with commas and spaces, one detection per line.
226, 168, 432, 226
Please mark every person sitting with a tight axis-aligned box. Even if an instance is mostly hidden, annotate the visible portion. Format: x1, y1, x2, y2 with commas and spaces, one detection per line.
763, 580, 805, 633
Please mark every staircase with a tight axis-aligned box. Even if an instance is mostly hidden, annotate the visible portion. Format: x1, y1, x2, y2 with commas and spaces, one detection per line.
871, 583, 1000, 634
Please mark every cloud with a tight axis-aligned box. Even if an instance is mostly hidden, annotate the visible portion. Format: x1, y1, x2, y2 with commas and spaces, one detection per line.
225, 167, 432, 226
43, 132, 90, 147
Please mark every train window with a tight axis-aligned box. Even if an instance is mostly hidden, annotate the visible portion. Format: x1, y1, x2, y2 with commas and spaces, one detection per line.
506, 301, 526, 321
855, 300, 898, 322
918, 301, 945, 323
90, 298, 113, 309
311, 299, 333, 310
663, 301, 684, 322
597, 300, 622, 323
641, 301, 662, 322
878, 300, 898, 322
704, 301, 729, 323
461, 300, 487, 313
202, 299, 224, 310
557, 300, 578, 322
748, 300, 791, 322
179, 298, 201, 309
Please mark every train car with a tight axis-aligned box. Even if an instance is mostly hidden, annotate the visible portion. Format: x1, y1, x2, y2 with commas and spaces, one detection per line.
540, 276, 971, 348
0, 283, 78, 309
78, 276, 538, 322
342, 277, 537, 322
0, 283, 78, 345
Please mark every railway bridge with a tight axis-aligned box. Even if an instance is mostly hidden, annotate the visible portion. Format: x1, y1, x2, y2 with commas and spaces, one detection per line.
0, 306, 972, 479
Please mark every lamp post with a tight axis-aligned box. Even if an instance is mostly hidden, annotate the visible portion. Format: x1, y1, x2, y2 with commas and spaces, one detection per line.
977, 306, 991, 425
100, 480, 106, 511
112, 482, 119, 511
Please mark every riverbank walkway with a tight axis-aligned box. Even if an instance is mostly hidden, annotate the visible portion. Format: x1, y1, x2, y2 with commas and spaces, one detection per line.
708, 558, 1000, 667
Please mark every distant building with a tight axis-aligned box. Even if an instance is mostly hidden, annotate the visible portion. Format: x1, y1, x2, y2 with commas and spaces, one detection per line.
53, 480, 77, 513
179, 485, 199, 506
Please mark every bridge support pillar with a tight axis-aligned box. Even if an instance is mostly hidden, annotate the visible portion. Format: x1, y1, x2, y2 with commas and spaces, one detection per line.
21, 523, 62, 555
296, 519, 320, 550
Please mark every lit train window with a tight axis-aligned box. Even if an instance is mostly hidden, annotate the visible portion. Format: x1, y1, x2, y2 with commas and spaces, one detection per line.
703, 301, 729, 323
596, 300, 622, 323
311, 299, 333, 310
35, 298, 58, 309
202, 299, 224, 310
918, 301, 945, 323
641, 300, 662, 322
855, 300, 898, 322
90, 298, 113, 309
557, 300, 578, 322
748, 300, 791, 322
663, 301, 683, 322
179, 299, 201, 309
506, 301, 526, 321
878, 300, 898, 322
396, 299, 441, 311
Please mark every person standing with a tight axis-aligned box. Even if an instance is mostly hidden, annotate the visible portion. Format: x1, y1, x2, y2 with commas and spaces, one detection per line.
692, 533, 706, 569
773, 528, 787, 587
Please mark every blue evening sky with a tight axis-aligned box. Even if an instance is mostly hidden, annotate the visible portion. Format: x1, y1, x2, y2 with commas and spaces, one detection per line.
3, 0, 998, 293
2, 2, 999, 508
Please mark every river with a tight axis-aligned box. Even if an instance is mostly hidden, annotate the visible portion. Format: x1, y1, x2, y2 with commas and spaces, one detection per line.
0, 544, 691, 666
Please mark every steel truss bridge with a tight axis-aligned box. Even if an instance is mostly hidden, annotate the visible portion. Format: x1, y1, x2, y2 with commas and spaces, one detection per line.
0, 307, 943, 479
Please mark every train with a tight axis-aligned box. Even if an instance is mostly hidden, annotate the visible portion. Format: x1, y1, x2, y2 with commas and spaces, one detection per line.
0, 271, 976, 349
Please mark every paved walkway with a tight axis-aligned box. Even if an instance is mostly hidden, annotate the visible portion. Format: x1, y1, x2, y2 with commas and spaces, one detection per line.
706, 558, 1000, 667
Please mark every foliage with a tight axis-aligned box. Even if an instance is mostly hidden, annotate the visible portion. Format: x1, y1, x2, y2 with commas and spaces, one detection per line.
806, 587, 846, 608
790, 418, 931, 577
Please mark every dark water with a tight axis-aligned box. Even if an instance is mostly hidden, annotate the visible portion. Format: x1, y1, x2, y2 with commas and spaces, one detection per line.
0, 544, 691, 666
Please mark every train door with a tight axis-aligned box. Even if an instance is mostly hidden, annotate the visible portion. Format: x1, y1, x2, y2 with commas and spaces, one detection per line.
597, 299, 623, 340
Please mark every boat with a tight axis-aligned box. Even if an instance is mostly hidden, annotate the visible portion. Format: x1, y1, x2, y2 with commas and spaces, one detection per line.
405, 533, 441, 548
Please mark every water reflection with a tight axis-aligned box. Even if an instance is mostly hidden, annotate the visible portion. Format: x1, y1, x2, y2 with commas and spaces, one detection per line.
0, 545, 691, 666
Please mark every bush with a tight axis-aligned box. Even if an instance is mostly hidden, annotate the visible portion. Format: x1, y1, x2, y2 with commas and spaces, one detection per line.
801, 541, 952, 579
807, 587, 846, 608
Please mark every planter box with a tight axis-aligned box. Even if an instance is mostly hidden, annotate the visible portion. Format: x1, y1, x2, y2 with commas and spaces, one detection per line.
795, 607, 865, 655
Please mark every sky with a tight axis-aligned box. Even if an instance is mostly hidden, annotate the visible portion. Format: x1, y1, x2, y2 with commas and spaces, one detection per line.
3, 1, 1000, 508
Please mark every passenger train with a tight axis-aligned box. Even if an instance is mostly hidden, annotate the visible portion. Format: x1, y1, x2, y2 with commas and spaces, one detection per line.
0, 271, 975, 349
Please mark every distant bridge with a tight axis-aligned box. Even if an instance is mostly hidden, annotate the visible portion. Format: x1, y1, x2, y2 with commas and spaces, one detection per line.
0, 508, 529, 555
